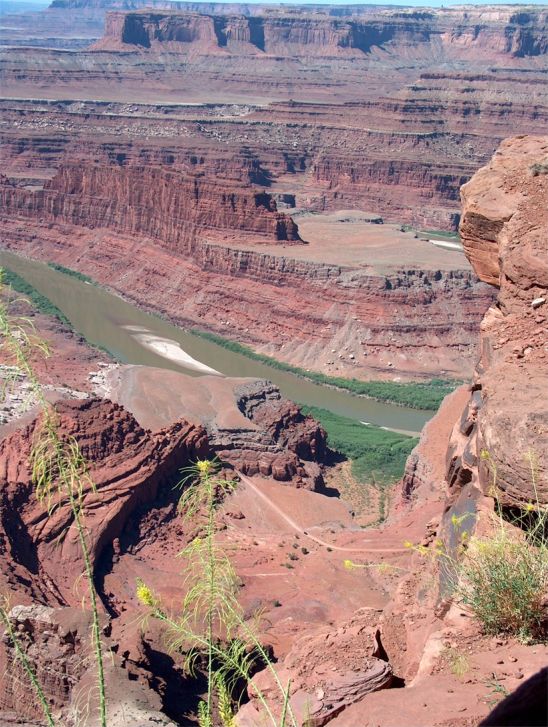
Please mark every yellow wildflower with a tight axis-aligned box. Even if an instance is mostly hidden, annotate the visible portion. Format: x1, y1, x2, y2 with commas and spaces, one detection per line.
196, 459, 213, 477
136, 580, 157, 608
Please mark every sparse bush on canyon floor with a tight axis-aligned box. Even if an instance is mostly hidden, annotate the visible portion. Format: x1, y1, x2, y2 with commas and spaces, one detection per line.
530, 160, 548, 176
193, 330, 457, 410
458, 524, 548, 642
440, 646, 470, 678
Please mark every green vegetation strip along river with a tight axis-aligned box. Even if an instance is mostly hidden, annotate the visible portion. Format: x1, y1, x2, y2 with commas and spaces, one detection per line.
0, 251, 439, 435
193, 330, 456, 410
300, 405, 418, 485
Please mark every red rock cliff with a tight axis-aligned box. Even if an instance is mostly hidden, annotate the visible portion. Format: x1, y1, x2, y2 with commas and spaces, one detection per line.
446, 135, 548, 507
94, 8, 548, 58
0, 398, 209, 605
0, 163, 302, 248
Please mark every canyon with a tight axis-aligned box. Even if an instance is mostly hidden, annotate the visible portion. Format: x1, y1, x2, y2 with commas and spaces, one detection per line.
0, 1, 547, 725
2, 3, 547, 380
0, 135, 546, 727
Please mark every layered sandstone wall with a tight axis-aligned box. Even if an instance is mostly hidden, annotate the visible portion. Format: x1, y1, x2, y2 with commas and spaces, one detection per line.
94, 8, 548, 57
310, 155, 469, 229
402, 136, 548, 508
0, 214, 492, 380
2, 2, 546, 232
0, 164, 302, 247
0, 398, 209, 605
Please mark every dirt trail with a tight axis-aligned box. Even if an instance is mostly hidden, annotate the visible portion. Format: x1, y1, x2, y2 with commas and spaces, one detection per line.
238, 473, 409, 554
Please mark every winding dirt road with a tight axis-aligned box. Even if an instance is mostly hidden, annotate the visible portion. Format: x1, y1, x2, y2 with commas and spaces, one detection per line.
238, 473, 409, 555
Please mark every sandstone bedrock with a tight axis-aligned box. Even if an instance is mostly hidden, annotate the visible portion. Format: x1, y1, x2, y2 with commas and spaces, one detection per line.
448, 135, 548, 509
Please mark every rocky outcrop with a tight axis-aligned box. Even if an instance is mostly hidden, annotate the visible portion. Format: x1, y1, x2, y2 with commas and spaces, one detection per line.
0, 397, 209, 605
105, 367, 327, 489
237, 610, 393, 727
0, 604, 179, 726
400, 384, 470, 505
0, 163, 302, 248
236, 379, 326, 463
221, 379, 326, 487
375, 136, 548, 726
446, 135, 548, 508
94, 9, 548, 58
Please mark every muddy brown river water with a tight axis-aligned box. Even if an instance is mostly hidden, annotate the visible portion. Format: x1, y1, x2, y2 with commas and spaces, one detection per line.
0, 251, 432, 434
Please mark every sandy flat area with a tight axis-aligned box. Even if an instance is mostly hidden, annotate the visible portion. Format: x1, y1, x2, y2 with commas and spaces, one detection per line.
212, 210, 468, 272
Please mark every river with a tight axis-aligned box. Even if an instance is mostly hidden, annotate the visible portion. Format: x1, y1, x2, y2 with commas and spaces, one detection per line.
0, 251, 431, 434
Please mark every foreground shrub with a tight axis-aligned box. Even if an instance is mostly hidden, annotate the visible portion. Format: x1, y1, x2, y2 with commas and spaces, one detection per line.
408, 451, 548, 643
458, 528, 548, 642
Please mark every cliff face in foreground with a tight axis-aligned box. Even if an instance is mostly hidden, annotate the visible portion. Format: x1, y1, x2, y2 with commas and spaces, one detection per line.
0, 398, 210, 606
446, 135, 548, 507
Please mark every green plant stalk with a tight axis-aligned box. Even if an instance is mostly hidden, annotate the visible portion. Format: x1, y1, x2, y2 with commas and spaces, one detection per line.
0, 605, 56, 727
154, 608, 280, 726
212, 592, 298, 727
279, 680, 291, 727
206, 475, 215, 720
0, 273, 107, 726
33, 417, 108, 727
72, 501, 107, 727
149, 460, 298, 726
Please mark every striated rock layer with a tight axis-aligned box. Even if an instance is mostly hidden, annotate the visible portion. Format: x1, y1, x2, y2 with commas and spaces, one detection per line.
94, 8, 548, 58
104, 366, 327, 489
1, 6, 547, 231
0, 397, 209, 605
447, 135, 548, 507
0, 213, 492, 381
1, 5, 545, 382
0, 164, 302, 248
